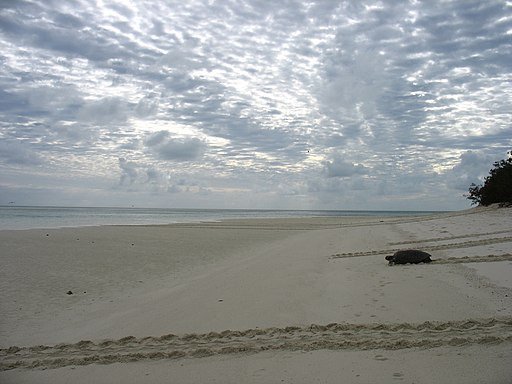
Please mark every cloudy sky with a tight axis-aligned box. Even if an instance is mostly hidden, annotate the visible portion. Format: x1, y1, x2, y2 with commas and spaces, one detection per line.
0, 0, 511, 211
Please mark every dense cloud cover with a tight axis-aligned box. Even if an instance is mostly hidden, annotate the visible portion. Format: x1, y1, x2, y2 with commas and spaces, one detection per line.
0, 0, 511, 210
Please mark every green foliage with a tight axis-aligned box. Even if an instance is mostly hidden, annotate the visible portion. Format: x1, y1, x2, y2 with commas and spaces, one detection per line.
467, 152, 512, 206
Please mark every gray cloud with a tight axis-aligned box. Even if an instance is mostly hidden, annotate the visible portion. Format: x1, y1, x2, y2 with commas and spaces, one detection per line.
118, 158, 138, 185
0, 140, 42, 166
77, 97, 129, 125
449, 150, 498, 191
155, 138, 206, 161
144, 131, 170, 147
144, 131, 206, 161
324, 156, 370, 178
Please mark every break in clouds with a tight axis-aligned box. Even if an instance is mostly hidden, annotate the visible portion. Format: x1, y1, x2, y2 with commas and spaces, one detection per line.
0, 0, 511, 210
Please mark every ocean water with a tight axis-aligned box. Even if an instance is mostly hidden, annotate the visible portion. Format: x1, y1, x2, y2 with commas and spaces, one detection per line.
0, 206, 442, 230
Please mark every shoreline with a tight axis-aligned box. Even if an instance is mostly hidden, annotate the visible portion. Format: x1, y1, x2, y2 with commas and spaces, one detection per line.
1, 206, 511, 383
0, 205, 447, 231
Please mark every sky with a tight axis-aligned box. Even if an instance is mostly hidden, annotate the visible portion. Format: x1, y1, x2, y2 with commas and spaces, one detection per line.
0, 0, 511, 211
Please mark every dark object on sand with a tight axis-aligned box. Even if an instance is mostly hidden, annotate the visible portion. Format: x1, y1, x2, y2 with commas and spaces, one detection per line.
385, 250, 432, 265
66, 290, 73, 295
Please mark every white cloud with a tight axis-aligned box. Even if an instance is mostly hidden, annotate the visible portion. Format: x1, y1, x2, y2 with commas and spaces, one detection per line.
0, 0, 511, 210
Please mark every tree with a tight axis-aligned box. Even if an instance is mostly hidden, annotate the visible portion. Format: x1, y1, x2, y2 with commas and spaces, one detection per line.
466, 152, 512, 206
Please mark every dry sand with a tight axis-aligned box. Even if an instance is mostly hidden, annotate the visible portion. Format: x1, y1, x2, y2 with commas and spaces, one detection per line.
1, 206, 511, 383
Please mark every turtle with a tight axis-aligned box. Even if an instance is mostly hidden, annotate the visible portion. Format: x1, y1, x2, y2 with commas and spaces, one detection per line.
385, 249, 432, 265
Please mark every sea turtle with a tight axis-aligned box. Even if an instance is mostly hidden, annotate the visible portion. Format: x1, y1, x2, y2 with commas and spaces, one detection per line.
385, 250, 432, 265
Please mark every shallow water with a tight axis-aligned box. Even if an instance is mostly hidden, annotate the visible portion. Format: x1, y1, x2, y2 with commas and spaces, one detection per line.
0, 206, 442, 230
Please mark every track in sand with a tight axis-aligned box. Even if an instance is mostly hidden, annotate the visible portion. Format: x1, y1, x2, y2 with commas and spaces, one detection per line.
2, 317, 511, 371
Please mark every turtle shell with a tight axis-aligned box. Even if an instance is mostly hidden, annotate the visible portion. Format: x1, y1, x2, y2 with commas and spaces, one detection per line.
390, 249, 432, 264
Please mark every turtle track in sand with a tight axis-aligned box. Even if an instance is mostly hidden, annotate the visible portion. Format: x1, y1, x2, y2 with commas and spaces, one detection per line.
388, 229, 512, 246
1, 317, 511, 371
330, 236, 512, 259
432, 253, 512, 264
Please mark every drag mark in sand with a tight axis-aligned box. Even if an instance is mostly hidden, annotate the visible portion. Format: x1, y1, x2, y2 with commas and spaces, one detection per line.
432, 254, 512, 264
1, 318, 511, 371
331, 236, 512, 259
388, 229, 512, 246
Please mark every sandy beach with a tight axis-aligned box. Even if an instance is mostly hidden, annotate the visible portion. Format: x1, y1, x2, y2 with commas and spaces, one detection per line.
1, 206, 511, 383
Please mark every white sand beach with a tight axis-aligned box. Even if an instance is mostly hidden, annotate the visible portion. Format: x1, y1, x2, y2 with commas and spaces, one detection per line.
1, 206, 511, 383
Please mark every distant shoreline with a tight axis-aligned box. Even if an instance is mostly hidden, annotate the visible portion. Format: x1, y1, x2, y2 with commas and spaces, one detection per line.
0, 205, 448, 231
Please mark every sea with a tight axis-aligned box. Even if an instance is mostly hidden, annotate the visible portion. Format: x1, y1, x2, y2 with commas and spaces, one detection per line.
0, 206, 443, 230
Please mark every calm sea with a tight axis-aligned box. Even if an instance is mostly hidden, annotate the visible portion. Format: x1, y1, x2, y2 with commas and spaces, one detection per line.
0, 206, 442, 230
